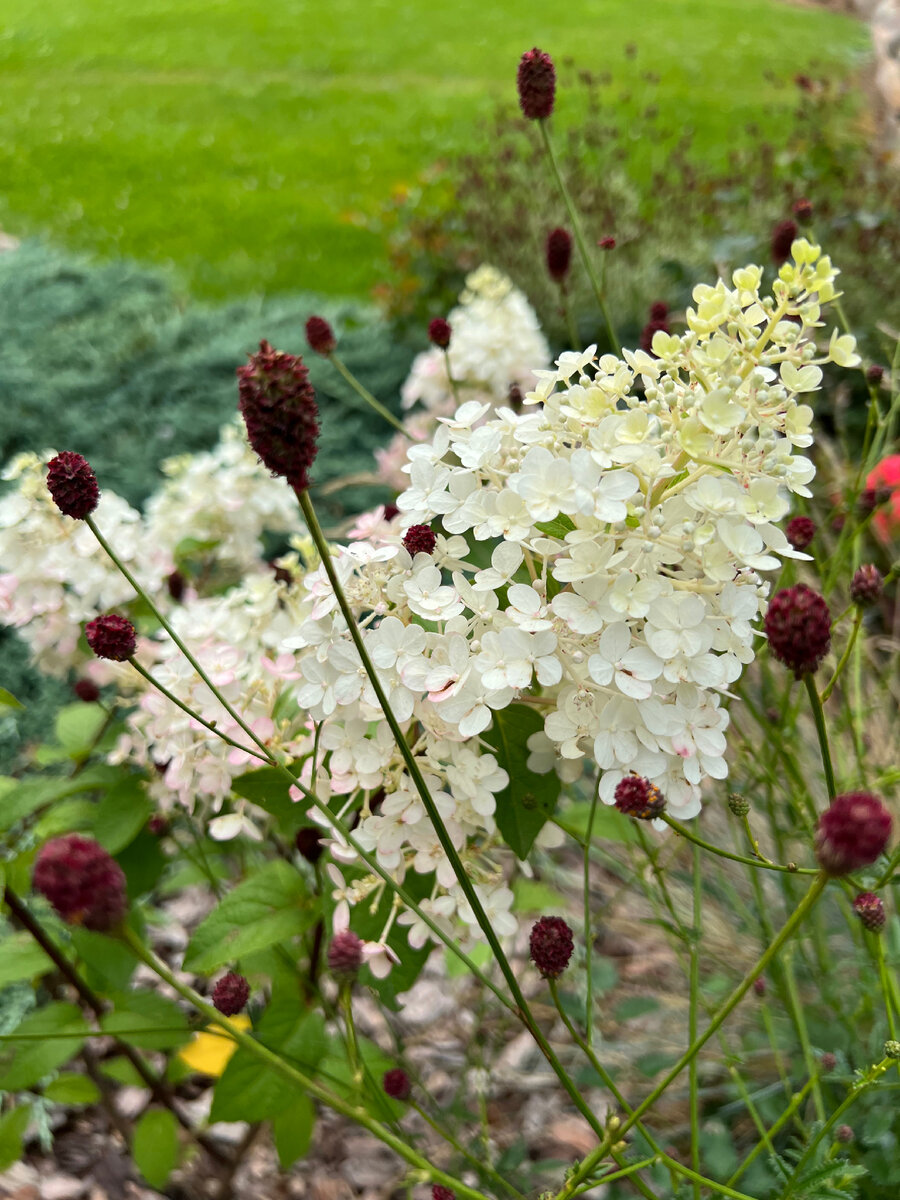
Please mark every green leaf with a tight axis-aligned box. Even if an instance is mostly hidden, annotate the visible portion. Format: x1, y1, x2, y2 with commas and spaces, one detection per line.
512, 878, 567, 912
115, 830, 166, 898
445, 940, 491, 980
91, 777, 152, 853
33, 797, 97, 840
0, 765, 122, 832
0, 1002, 89, 1091
231, 765, 307, 830
133, 1108, 179, 1189
99, 1056, 148, 1087
0, 1104, 32, 1173
210, 1001, 326, 1122
71, 927, 139, 992
54, 702, 107, 760
0, 933, 53, 987
534, 514, 576, 539
565, 800, 638, 844
316, 1037, 403, 1122
272, 1094, 316, 1168
101, 990, 190, 1051
44, 1072, 101, 1105
614, 996, 660, 1021
484, 705, 561, 859
0, 687, 24, 711
184, 860, 316, 973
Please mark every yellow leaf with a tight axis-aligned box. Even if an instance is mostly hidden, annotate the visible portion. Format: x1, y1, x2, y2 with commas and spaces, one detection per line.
178, 1015, 251, 1077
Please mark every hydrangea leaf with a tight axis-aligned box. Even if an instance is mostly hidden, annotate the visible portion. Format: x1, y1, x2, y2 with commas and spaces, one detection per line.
485, 704, 561, 860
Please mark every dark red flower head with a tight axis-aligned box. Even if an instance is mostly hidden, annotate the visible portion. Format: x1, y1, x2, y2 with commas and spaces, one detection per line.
305, 316, 336, 356
433, 1188, 455, 1200
772, 219, 798, 268
850, 564, 883, 608
237, 340, 320, 492
640, 303, 670, 355
764, 584, 831, 677
295, 826, 324, 864
85, 614, 137, 661
328, 929, 364, 979
382, 1068, 411, 1100
866, 364, 885, 386
517, 48, 556, 120
614, 775, 666, 820
529, 915, 574, 979
403, 524, 437, 556
212, 971, 251, 1016
816, 791, 892, 875
820, 1051, 837, 1072
428, 318, 452, 349
33, 834, 127, 931
853, 892, 885, 933
46, 452, 99, 520
598, 236, 616, 250
785, 515, 815, 551
546, 227, 572, 283
73, 678, 101, 704
792, 198, 813, 222
752, 977, 766, 997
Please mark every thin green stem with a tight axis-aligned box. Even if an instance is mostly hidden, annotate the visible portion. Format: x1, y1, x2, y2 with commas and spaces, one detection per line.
689, 842, 702, 1199
725, 1079, 814, 1187
538, 120, 620, 355
297, 487, 604, 1138
819, 609, 864, 704
661, 816, 818, 875
804, 673, 836, 801
441, 347, 461, 406
339, 986, 364, 1095
410, 1101, 526, 1200
554, 874, 829, 1200
781, 952, 826, 1122
120, 926, 491, 1200
583, 774, 600, 1046
329, 352, 407, 434
874, 936, 898, 1043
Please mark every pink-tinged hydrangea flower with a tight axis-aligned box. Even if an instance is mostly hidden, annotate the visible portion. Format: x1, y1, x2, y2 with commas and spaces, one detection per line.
816, 792, 892, 875
33, 834, 127, 931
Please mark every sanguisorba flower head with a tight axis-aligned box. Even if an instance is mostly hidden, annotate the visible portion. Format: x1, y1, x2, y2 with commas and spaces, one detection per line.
237, 340, 320, 492
85, 613, 137, 661
816, 792, 892, 875
772, 219, 798, 268
33, 834, 127, 931
785, 515, 815, 551
853, 892, 885, 932
328, 929, 364, 979
305, 315, 336, 356
427, 317, 452, 350
764, 584, 831, 677
517, 47, 555, 120
850, 564, 883, 608
382, 1067, 411, 1100
46, 451, 99, 519
546, 227, 572, 283
529, 915, 574, 978
614, 775, 666, 820
211, 971, 251, 1015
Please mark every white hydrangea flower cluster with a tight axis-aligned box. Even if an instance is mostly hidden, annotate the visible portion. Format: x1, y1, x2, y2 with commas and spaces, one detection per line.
0, 453, 165, 676
0, 422, 304, 677
376, 265, 550, 488
145, 421, 300, 574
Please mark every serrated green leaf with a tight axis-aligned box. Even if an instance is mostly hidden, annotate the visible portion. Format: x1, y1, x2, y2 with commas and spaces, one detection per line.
0, 1002, 88, 1090
0, 1104, 32, 1172
273, 1094, 316, 1168
71, 926, 139, 992
184, 860, 316, 973
0, 933, 53, 987
133, 1108, 179, 1189
54, 702, 107, 760
101, 990, 190, 1051
99, 1055, 149, 1087
44, 1072, 101, 1105
91, 776, 152, 853
0, 765, 122, 832
484, 705, 561, 859
0, 688, 24, 711
33, 797, 96, 840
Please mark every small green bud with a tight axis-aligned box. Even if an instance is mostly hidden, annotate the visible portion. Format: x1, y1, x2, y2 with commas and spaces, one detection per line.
728, 793, 750, 817
884, 1040, 900, 1061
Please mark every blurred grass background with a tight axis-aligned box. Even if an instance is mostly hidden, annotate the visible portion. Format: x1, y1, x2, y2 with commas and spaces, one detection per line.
0, 0, 868, 301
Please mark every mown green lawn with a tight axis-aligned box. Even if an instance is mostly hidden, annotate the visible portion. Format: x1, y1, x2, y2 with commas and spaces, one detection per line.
0, 0, 868, 300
